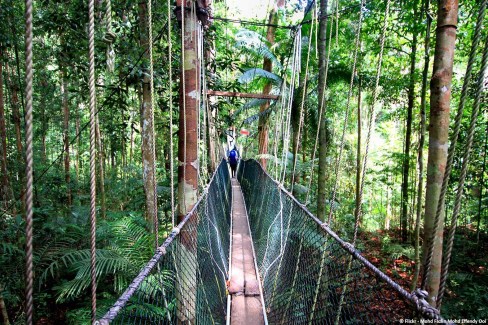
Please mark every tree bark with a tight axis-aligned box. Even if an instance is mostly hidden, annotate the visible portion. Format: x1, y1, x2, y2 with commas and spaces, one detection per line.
412, 0, 430, 285
355, 77, 362, 223
139, 1, 158, 226
422, 0, 458, 306
258, 1, 283, 170
96, 115, 106, 219
177, 2, 200, 221
61, 69, 71, 205
0, 284, 10, 325
401, 1, 419, 243
6, 60, 23, 158
317, 0, 329, 221
476, 117, 488, 243
0, 49, 11, 203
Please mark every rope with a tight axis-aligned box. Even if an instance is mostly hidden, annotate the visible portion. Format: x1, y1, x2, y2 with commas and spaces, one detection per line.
148, 0, 159, 250
291, 5, 315, 194
88, 0, 98, 321
24, 0, 34, 323
305, 2, 335, 205
279, 28, 301, 184
181, 0, 187, 218
354, 0, 390, 243
168, 0, 175, 226
437, 33, 488, 307
422, 0, 487, 290
327, 0, 365, 225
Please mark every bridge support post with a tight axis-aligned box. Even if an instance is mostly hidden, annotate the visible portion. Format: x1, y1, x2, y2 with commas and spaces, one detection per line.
175, 0, 211, 323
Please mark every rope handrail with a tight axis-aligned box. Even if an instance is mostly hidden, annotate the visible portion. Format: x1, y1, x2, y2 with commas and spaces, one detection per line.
97, 159, 231, 324
239, 159, 450, 324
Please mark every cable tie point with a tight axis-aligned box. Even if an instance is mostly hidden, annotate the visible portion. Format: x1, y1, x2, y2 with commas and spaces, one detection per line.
173, 227, 180, 234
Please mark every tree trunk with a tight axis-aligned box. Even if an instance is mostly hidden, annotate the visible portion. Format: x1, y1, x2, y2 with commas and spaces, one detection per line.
75, 102, 81, 182
476, 117, 488, 243
205, 40, 218, 172
6, 60, 23, 159
40, 77, 48, 162
258, 1, 284, 170
422, 0, 458, 306
177, 2, 200, 221
96, 115, 106, 219
0, 284, 10, 325
317, 0, 329, 221
176, 0, 205, 322
139, 1, 158, 227
0, 49, 11, 203
401, 1, 419, 243
355, 77, 362, 222
61, 69, 71, 205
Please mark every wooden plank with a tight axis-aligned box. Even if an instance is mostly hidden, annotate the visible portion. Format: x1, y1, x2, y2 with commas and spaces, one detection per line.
207, 90, 279, 100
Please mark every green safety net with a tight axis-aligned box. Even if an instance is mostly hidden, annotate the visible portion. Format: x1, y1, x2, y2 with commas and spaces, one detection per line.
238, 159, 444, 325
98, 159, 231, 324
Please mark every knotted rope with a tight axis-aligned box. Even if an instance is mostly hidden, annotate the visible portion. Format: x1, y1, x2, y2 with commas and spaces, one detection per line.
24, 0, 34, 323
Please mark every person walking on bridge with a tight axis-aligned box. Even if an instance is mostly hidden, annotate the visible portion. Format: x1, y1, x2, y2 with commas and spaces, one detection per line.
228, 146, 239, 178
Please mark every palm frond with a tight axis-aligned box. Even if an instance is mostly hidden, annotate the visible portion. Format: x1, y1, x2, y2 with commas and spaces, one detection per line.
235, 29, 282, 69
242, 107, 274, 125
238, 68, 282, 86
232, 99, 269, 118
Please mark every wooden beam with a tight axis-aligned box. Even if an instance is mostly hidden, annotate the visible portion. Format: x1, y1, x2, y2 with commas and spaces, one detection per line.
207, 90, 279, 100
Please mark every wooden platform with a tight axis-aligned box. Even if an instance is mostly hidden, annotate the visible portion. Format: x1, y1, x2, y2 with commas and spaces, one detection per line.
228, 178, 265, 324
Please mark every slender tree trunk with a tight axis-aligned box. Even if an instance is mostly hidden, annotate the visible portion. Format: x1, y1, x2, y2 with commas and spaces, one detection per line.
205, 40, 218, 172
0, 50, 11, 202
422, 0, 458, 306
61, 69, 71, 205
317, 0, 329, 221
6, 61, 22, 158
0, 284, 10, 325
40, 78, 48, 162
258, 0, 284, 169
75, 102, 81, 182
476, 118, 488, 243
401, 1, 419, 243
95, 116, 106, 219
355, 77, 362, 222
139, 1, 157, 226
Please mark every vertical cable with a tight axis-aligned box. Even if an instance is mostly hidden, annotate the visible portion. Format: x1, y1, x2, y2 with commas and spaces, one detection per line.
24, 0, 34, 323
88, 0, 98, 322
168, 0, 175, 226
148, 0, 159, 249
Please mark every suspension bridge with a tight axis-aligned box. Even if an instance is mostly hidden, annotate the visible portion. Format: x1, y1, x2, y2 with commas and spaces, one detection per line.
16, 0, 487, 323
97, 160, 444, 324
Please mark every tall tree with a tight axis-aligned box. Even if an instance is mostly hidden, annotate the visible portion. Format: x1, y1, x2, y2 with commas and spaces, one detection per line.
60, 67, 71, 205
422, 0, 458, 306
400, 0, 419, 243
257, 0, 284, 170
138, 1, 157, 226
317, 0, 329, 221
412, 0, 431, 291
0, 49, 11, 203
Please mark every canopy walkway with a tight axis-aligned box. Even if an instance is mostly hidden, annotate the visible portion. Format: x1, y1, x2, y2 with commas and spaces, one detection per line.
98, 160, 444, 324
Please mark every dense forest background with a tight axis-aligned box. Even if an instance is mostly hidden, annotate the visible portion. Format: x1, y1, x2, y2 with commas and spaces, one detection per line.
0, 0, 487, 323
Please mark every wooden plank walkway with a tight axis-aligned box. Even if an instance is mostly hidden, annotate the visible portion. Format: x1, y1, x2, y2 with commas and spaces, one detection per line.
228, 178, 265, 325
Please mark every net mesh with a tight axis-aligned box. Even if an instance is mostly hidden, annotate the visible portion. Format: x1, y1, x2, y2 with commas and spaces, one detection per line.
238, 159, 439, 325
99, 160, 231, 324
